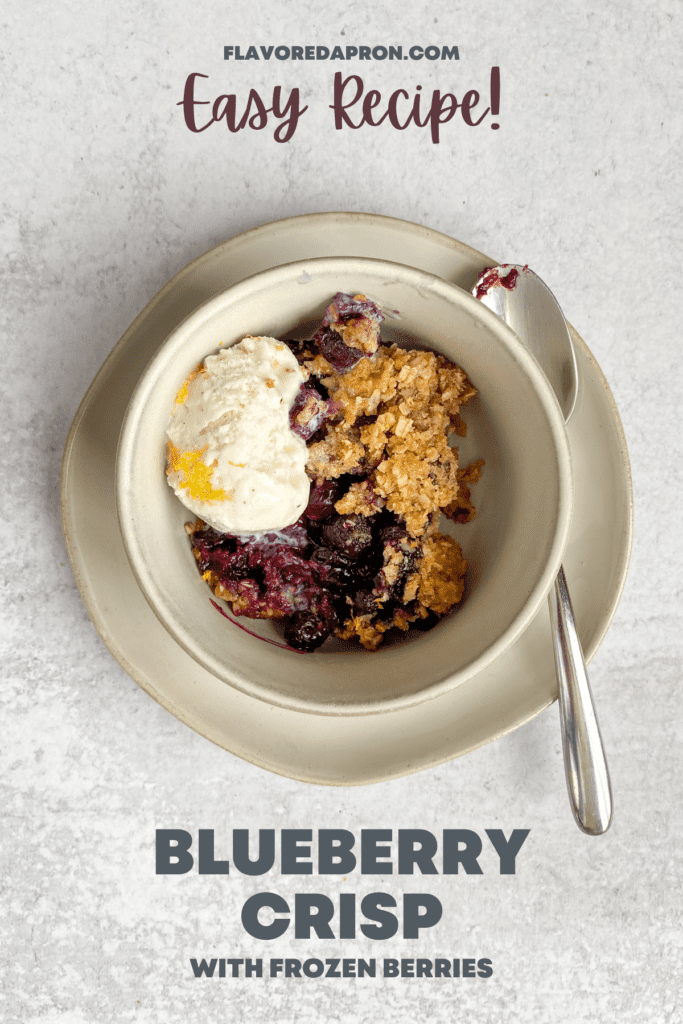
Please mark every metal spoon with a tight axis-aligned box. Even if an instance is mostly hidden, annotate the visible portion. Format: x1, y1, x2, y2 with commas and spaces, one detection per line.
472, 264, 613, 835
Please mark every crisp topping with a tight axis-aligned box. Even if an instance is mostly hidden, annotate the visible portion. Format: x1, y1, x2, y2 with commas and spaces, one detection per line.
304, 344, 476, 538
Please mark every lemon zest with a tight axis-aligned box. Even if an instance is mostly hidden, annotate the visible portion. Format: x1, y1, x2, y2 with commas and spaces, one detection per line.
166, 441, 229, 501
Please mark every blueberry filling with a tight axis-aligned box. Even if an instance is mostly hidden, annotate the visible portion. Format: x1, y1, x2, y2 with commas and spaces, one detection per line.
190, 508, 409, 652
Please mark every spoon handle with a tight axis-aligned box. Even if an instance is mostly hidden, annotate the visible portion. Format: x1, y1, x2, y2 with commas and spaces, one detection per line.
548, 565, 613, 835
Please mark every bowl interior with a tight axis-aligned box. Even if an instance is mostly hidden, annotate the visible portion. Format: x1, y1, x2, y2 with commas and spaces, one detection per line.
117, 257, 572, 715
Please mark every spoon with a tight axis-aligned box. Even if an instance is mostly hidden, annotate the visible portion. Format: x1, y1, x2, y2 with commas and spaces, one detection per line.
472, 264, 613, 835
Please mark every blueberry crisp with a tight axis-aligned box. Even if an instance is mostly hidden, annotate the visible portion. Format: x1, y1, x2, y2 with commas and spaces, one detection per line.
184, 293, 483, 651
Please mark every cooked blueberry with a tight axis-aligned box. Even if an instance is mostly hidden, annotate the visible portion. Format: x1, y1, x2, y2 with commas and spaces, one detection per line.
305, 479, 342, 522
315, 327, 363, 373
289, 384, 336, 441
199, 545, 250, 581
324, 293, 384, 327
322, 515, 373, 558
311, 546, 358, 586
353, 589, 379, 616
379, 523, 409, 545
284, 610, 336, 652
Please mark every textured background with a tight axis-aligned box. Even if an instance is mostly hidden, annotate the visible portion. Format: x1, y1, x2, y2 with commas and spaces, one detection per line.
2, 1, 681, 1021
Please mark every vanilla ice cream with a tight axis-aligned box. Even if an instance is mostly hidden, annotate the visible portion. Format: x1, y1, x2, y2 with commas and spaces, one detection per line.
165, 336, 310, 534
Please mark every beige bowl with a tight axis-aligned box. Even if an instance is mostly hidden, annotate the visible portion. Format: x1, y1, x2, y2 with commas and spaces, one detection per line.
116, 257, 572, 716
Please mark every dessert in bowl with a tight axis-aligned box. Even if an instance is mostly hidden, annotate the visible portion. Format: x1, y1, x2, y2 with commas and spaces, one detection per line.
167, 293, 482, 654
116, 257, 572, 715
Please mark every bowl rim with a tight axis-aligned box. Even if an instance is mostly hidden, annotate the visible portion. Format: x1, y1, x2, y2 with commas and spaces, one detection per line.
116, 255, 573, 716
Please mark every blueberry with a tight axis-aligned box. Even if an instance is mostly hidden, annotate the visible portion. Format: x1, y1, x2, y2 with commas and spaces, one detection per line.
379, 523, 409, 545
324, 293, 384, 327
315, 327, 363, 373
311, 546, 357, 586
322, 515, 372, 559
305, 479, 342, 522
353, 589, 379, 616
289, 384, 334, 441
284, 610, 336, 652
200, 546, 251, 582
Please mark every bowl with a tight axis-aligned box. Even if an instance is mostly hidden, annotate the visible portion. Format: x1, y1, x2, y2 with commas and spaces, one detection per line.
116, 256, 572, 716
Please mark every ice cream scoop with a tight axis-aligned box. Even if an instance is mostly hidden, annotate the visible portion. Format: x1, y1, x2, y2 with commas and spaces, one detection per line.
165, 336, 310, 534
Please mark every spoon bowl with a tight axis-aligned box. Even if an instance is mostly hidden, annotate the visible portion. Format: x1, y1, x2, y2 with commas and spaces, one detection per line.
473, 265, 578, 421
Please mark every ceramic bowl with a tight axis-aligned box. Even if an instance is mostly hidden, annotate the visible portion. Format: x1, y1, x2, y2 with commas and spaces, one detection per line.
116, 256, 572, 715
